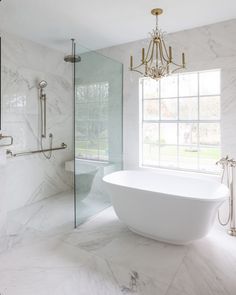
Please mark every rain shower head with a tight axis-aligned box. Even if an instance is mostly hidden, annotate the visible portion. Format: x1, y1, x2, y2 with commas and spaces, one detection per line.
64, 38, 81, 63
38, 80, 48, 89
64, 55, 81, 63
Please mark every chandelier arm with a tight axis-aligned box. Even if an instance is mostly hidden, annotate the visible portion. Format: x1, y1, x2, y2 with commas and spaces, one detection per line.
144, 39, 153, 63
162, 39, 171, 62
160, 63, 167, 73
146, 40, 155, 64
130, 68, 145, 75
155, 42, 158, 67
171, 65, 184, 73
150, 41, 155, 66
145, 62, 148, 75
159, 38, 170, 63
166, 64, 170, 75
170, 61, 184, 68
130, 63, 145, 70
158, 40, 166, 66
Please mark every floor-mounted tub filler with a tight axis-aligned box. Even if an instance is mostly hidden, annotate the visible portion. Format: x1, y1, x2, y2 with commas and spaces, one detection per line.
103, 170, 229, 244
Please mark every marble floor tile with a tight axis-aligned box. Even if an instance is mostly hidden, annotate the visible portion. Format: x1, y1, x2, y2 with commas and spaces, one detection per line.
165, 252, 234, 295
0, 236, 168, 295
0, 191, 74, 255
8, 191, 74, 233
65, 207, 236, 295
165, 229, 236, 295
65, 207, 130, 251
65, 207, 188, 286
0, 238, 88, 295
0, 226, 43, 255
1, 192, 236, 294
55, 255, 168, 295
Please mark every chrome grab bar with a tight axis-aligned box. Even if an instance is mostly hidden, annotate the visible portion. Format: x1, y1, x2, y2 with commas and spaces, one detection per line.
6, 143, 67, 158
0, 134, 14, 147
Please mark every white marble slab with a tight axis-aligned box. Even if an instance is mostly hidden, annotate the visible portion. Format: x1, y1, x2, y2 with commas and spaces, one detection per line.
165, 227, 236, 295
65, 207, 188, 287
1, 192, 236, 294
65, 206, 236, 295
0, 228, 167, 295
0, 30, 73, 217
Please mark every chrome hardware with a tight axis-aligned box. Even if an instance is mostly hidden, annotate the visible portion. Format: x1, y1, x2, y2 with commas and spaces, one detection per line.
64, 39, 81, 63
6, 143, 67, 158
39, 80, 47, 138
0, 134, 13, 147
216, 155, 236, 168
4, 80, 67, 159
216, 155, 236, 236
38, 80, 55, 159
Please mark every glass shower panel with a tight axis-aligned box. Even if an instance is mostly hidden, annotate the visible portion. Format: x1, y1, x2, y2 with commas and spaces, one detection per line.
74, 44, 123, 226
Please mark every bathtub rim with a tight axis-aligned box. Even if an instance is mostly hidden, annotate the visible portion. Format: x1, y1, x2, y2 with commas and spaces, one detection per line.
103, 170, 229, 203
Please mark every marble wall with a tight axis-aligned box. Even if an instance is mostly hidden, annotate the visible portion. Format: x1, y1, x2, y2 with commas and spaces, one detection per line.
1, 19, 236, 229
0, 31, 73, 228
99, 19, 236, 170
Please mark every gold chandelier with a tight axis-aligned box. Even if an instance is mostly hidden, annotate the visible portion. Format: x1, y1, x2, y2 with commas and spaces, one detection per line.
129, 8, 186, 80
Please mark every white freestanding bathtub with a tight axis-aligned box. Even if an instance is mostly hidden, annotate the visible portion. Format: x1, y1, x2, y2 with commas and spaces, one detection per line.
103, 170, 229, 244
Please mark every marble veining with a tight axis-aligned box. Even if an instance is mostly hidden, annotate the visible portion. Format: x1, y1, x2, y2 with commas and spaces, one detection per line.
1, 19, 236, 294
0, 192, 236, 294
0, 30, 73, 228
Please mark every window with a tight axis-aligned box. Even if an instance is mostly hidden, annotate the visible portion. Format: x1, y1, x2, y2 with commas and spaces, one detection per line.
75, 82, 109, 161
140, 69, 221, 173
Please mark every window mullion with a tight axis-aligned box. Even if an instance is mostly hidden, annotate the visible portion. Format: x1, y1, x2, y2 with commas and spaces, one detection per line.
177, 74, 180, 168
142, 79, 145, 166
197, 72, 200, 170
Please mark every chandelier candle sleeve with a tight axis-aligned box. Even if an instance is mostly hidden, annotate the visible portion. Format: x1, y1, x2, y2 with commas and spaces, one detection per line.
169, 46, 172, 62
182, 53, 185, 66
130, 55, 133, 69
142, 48, 145, 63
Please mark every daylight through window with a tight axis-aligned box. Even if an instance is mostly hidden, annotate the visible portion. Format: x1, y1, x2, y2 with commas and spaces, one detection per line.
140, 69, 221, 173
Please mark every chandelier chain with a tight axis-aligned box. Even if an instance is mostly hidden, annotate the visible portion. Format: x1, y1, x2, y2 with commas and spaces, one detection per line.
156, 14, 158, 31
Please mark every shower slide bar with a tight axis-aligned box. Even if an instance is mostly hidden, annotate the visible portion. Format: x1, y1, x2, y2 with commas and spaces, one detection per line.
6, 142, 67, 158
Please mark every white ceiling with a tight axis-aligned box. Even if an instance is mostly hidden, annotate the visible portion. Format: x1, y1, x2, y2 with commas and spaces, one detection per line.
0, 0, 236, 53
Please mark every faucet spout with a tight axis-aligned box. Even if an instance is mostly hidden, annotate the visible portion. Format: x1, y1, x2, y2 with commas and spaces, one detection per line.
216, 155, 229, 166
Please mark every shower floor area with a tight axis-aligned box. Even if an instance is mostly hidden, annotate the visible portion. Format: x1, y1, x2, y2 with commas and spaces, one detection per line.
0, 192, 75, 243
0, 189, 109, 242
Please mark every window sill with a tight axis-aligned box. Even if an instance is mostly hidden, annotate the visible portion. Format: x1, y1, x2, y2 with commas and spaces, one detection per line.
139, 164, 221, 182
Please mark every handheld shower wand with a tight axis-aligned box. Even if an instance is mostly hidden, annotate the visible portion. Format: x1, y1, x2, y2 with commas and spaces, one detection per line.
38, 80, 53, 159
39, 80, 47, 138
